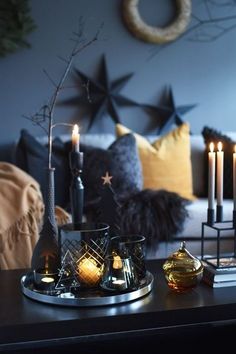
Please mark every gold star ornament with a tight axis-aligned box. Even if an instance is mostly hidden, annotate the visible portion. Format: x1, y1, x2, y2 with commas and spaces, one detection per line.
101, 172, 113, 185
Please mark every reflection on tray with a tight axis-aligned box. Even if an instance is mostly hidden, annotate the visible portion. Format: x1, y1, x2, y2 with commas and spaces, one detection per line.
21, 271, 154, 307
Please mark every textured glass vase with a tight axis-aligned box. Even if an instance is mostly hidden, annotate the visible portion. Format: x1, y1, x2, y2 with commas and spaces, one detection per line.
31, 168, 60, 278
163, 241, 203, 292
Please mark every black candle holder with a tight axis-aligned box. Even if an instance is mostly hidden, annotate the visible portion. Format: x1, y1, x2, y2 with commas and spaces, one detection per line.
69, 151, 84, 229
216, 205, 223, 222
233, 210, 236, 229
207, 208, 215, 226
201, 220, 236, 269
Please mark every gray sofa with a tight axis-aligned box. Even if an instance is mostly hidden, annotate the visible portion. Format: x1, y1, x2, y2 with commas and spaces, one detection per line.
12, 130, 236, 260
77, 132, 235, 259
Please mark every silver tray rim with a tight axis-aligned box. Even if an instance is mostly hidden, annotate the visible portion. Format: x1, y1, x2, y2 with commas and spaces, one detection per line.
21, 271, 154, 307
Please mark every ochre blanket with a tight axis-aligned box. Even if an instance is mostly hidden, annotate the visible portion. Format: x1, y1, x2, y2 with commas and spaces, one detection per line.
0, 162, 44, 270
0, 162, 71, 270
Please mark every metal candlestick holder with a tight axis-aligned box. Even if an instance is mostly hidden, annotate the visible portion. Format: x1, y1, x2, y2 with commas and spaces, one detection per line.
234, 210, 236, 229
201, 216, 236, 268
69, 150, 84, 229
216, 205, 223, 223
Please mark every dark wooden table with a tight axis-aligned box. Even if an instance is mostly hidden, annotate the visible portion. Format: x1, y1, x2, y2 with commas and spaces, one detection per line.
1, 259, 236, 353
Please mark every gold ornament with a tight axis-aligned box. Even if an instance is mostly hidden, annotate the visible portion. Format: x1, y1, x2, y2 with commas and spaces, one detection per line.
163, 241, 203, 292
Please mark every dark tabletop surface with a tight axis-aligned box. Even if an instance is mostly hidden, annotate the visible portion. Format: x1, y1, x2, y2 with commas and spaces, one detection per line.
1, 259, 236, 352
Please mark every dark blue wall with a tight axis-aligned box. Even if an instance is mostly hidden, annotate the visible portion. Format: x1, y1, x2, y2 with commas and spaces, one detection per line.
1, 0, 236, 160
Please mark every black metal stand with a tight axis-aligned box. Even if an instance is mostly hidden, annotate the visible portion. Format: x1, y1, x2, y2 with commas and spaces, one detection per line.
216, 205, 223, 222
69, 151, 84, 230
233, 210, 236, 229
207, 208, 215, 226
201, 220, 236, 269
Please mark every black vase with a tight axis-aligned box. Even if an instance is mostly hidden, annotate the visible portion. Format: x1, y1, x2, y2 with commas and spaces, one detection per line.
31, 167, 60, 274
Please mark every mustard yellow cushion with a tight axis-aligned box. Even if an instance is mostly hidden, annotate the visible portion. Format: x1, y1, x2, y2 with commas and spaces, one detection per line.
116, 123, 195, 201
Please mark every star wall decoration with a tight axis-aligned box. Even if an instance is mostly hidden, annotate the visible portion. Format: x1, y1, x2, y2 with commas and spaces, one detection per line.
145, 86, 197, 134
60, 55, 139, 130
160, 87, 197, 134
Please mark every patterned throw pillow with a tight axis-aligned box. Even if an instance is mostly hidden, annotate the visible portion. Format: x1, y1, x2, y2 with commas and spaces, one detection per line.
15, 131, 143, 210
202, 126, 236, 199
81, 133, 143, 205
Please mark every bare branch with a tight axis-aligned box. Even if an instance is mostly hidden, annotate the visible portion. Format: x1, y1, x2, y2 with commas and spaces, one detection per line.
57, 55, 70, 64
148, 1, 236, 59
51, 122, 74, 129
22, 114, 48, 135
43, 69, 57, 88
26, 20, 103, 168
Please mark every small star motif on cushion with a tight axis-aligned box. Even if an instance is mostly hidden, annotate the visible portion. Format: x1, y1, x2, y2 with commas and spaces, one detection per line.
101, 172, 113, 185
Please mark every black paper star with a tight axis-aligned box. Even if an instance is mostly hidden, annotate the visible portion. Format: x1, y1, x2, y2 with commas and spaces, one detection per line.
60, 55, 139, 130
145, 86, 197, 134
160, 86, 197, 133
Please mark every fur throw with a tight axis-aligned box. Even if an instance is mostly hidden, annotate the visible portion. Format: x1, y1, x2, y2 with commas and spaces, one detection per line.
118, 189, 189, 251
86, 188, 190, 253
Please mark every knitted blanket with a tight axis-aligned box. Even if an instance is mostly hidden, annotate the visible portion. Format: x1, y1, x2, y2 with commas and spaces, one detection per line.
0, 163, 71, 270
0, 162, 44, 270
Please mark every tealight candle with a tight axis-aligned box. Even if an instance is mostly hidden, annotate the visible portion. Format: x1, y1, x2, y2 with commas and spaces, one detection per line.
33, 268, 56, 292
41, 276, 54, 283
112, 278, 127, 291
77, 257, 102, 287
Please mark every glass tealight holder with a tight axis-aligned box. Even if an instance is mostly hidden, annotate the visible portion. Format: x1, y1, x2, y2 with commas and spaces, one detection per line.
163, 241, 204, 292
59, 222, 110, 289
110, 235, 147, 280
33, 268, 58, 293
100, 254, 139, 292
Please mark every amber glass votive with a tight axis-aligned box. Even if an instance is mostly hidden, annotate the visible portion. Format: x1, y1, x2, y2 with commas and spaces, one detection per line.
163, 241, 203, 292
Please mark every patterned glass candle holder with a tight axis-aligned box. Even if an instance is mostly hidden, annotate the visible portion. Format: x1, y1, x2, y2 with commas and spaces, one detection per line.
110, 235, 147, 280
59, 222, 110, 289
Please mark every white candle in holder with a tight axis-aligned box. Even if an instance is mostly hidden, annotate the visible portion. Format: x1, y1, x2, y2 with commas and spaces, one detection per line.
217, 141, 224, 207
72, 124, 80, 152
233, 145, 236, 211
208, 142, 215, 210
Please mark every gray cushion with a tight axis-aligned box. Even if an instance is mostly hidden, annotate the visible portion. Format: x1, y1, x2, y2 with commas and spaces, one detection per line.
81, 133, 143, 205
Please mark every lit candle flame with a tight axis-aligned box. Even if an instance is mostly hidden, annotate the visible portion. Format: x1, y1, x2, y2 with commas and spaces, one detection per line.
73, 124, 79, 135
217, 141, 223, 152
72, 124, 80, 151
77, 257, 101, 287
41, 276, 54, 283
209, 142, 214, 153
113, 255, 123, 269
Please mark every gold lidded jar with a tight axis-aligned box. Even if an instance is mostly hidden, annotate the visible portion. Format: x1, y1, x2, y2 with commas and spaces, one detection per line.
163, 241, 203, 292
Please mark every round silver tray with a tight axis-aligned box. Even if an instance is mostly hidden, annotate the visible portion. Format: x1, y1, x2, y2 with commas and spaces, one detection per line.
21, 271, 154, 307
